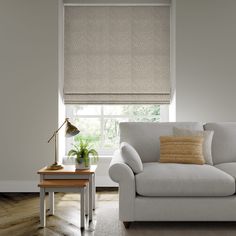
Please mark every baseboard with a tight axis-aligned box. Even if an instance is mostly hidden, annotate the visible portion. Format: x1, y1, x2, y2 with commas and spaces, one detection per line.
95, 176, 118, 187
0, 181, 39, 192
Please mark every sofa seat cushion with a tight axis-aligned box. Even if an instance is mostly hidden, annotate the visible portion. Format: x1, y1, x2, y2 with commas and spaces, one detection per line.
215, 162, 236, 179
135, 163, 235, 197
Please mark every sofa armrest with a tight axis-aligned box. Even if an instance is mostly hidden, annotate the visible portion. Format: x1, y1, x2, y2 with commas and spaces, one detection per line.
109, 149, 135, 221
109, 149, 135, 183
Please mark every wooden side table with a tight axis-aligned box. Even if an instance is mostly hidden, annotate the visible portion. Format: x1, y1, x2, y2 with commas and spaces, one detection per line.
38, 165, 97, 227
38, 179, 89, 228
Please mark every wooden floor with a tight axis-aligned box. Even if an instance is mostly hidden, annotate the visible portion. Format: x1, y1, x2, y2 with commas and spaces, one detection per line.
1, 191, 236, 236
0, 190, 118, 236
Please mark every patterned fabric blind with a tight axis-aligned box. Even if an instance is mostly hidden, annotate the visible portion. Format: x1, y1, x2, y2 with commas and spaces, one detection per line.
64, 6, 170, 104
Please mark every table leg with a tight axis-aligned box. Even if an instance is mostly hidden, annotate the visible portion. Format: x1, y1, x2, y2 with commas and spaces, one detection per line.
89, 175, 93, 221
92, 173, 96, 210
49, 192, 54, 215
40, 188, 46, 227
85, 185, 89, 216
80, 188, 85, 229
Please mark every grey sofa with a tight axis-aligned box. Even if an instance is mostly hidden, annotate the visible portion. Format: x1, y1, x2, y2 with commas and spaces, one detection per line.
109, 122, 236, 228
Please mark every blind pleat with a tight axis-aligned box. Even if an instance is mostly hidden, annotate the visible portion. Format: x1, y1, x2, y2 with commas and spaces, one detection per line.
64, 6, 170, 104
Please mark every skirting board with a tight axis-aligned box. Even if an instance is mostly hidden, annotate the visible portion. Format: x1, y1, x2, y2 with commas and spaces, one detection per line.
95, 176, 118, 187
0, 177, 117, 192
0, 181, 39, 192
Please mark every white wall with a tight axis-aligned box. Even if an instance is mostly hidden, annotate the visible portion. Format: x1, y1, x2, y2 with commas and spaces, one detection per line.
175, 0, 236, 122
1, 0, 236, 191
0, 0, 59, 191
94, 157, 118, 187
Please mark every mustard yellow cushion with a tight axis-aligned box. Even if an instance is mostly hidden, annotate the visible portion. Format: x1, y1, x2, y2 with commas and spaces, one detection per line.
159, 136, 205, 165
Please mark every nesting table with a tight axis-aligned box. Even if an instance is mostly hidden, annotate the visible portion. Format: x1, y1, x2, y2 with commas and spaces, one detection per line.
38, 165, 97, 228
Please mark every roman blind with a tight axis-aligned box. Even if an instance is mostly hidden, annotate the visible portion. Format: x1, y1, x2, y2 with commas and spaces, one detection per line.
64, 5, 170, 104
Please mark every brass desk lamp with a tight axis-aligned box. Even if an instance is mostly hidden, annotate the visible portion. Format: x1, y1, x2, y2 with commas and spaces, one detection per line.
47, 118, 80, 170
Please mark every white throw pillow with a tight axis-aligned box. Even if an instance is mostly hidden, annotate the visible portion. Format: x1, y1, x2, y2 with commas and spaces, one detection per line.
173, 127, 214, 165
120, 142, 143, 174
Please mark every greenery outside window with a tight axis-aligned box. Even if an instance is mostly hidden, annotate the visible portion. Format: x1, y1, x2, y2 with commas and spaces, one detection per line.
66, 105, 169, 156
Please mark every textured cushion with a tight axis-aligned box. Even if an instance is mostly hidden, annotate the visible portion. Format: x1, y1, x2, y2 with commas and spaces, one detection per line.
135, 163, 235, 197
120, 142, 143, 174
173, 127, 214, 165
204, 123, 236, 164
159, 136, 205, 165
120, 122, 203, 162
215, 162, 236, 179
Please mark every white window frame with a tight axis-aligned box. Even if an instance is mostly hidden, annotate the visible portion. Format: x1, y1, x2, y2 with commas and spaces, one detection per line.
65, 104, 169, 157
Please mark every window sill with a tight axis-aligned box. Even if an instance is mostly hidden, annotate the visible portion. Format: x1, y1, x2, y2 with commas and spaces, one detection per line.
63, 155, 112, 165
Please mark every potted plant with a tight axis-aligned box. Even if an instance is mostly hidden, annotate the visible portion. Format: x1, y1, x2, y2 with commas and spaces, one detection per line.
68, 139, 98, 169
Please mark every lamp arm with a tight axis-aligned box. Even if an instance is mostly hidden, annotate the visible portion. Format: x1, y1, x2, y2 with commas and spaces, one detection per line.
47, 118, 69, 143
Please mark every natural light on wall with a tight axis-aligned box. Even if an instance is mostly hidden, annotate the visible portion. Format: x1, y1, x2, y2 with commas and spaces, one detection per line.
66, 105, 169, 156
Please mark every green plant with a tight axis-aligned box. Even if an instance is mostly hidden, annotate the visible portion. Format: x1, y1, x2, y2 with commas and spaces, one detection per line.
68, 139, 98, 167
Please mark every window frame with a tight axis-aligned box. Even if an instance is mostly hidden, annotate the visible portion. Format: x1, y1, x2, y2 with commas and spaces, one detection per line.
65, 104, 169, 156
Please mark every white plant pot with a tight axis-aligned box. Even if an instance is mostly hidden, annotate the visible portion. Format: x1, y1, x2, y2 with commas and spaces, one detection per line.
75, 161, 90, 170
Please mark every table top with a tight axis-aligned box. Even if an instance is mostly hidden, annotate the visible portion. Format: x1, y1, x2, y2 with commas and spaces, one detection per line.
38, 165, 97, 175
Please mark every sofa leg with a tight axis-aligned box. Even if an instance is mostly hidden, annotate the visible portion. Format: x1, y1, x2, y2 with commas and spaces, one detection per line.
123, 221, 131, 229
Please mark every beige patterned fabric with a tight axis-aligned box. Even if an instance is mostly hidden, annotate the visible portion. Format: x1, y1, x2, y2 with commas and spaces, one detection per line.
64, 6, 170, 104
159, 136, 205, 165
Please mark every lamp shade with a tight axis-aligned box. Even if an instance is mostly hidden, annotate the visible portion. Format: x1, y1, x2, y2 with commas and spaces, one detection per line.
65, 120, 80, 137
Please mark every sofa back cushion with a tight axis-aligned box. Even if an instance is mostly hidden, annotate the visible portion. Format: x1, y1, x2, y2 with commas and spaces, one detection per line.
204, 123, 236, 165
119, 122, 203, 162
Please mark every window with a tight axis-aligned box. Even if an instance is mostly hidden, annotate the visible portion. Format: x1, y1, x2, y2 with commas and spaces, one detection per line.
66, 105, 168, 155
63, 2, 171, 157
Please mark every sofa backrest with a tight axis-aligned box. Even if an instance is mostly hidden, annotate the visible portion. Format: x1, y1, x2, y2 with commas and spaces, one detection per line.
120, 122, 203, 163
204, 123, 236, 165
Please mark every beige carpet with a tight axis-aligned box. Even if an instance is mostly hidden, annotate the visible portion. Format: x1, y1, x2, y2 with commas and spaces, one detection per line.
95, 203, 236, 236
95, 192, 236, 236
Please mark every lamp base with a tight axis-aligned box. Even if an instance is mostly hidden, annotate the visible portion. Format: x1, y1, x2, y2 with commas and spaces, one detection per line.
46, 162, 64, 170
